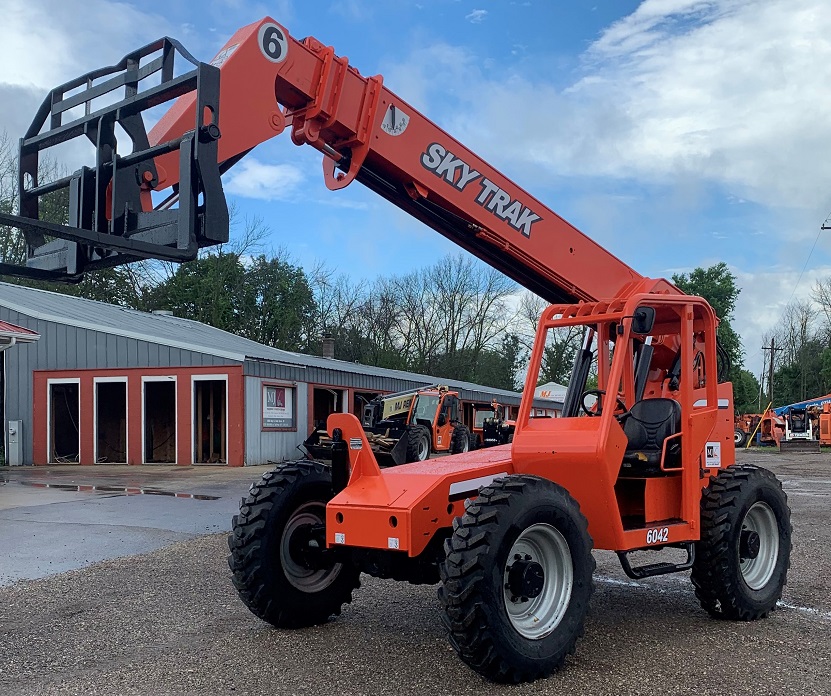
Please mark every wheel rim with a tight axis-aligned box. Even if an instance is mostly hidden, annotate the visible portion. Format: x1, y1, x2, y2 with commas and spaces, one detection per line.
279, 501, 342, 593
503, 523, 573, 640
418, 434, 429, 460
734, 430, 744, 444
739, 501, 779, 590
460, 433, 469, 453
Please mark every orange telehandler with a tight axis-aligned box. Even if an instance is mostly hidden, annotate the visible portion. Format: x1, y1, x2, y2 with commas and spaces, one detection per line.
304, 384, 472, 465
0, 18, 791, 683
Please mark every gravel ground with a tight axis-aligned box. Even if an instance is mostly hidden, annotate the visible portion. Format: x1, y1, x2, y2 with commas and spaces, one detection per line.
1, 451, 830, 696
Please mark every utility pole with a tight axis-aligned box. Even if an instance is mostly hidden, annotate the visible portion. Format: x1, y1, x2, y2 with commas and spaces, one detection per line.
761, 338, 783, 406
758, 366, 765, 411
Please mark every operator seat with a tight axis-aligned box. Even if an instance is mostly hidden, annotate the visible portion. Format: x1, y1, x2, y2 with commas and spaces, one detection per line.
621, 398, 681, 476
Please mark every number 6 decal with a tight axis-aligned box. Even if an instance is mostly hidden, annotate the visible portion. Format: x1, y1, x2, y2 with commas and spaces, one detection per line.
258, 23, 289, 64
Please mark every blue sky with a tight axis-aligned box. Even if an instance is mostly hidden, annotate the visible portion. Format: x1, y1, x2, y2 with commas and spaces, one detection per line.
3, 0, 831, 378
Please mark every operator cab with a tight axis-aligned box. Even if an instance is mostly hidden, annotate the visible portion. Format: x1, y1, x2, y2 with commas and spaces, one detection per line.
520, 296, 722, 483
512, 293, 726, 549
557, 305, 683, 476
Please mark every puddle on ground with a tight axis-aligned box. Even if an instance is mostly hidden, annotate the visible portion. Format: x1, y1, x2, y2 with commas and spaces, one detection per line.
14, 480, 219, 500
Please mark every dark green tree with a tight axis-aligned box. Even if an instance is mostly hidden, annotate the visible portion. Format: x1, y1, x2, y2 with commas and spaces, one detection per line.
142, 252, 247, 331
144, 251, 315, 352
244, 255, 316, 351
732, 368, 762, 414
429, 333, 523, 391
772, 338, 827, 406
672, 262, 746, 388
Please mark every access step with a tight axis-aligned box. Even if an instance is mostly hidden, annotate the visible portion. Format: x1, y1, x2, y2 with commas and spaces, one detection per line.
616, 542, 695, 579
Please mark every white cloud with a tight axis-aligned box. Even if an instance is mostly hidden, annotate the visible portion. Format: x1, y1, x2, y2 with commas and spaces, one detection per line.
732, 264, 824, 377
385, 0, 831, 217
0, 0, 171, 168
0, 0, 169, 91
329, 0, 370, 20
466, 9, 488, 23
569, 0, 831, 209
381, 42, 479, 118
587, 0, 729, 58
224, 158, 305, 201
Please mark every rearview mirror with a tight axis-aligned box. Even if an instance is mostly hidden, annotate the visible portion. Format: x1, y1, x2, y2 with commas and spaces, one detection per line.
632, 306, 655, 335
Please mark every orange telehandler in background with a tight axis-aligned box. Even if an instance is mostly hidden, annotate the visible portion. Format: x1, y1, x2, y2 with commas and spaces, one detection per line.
0, 18, 792, 683
304, 384, 472, 465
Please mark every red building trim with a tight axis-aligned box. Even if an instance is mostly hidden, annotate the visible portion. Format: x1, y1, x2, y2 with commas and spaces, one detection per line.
32, 365, 245, 466
0, 320, 39, 341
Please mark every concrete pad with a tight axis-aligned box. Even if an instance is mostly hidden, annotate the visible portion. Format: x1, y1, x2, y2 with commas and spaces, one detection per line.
0, 463, 273, 586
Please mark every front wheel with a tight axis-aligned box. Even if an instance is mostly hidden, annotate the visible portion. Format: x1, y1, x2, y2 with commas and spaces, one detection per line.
450, 424, 470, 454
691, 464, 791, 620
405, 425, 431, 462
227, 461, 360, 628
439, 475, 594, 683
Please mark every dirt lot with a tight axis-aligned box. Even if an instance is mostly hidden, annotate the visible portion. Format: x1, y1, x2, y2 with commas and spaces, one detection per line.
1, 450, 830, 696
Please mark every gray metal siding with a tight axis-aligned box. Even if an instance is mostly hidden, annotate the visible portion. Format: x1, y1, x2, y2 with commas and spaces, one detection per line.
1, 282, 553, 407
0, 282, 560, 466
244, 376, 309, 465
0, 307, 236, 465
242, 359, 537, 408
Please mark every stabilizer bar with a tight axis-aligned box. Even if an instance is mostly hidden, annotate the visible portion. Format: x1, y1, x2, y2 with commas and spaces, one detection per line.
0, 37, 229, 282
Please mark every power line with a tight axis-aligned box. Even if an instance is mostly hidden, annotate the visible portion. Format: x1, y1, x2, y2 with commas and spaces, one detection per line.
761, 337, 783, 405
785, 225, 823, 307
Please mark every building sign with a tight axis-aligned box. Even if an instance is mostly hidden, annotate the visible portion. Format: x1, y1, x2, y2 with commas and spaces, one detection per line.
705, 441, 721, 468
263, 385, 294, 428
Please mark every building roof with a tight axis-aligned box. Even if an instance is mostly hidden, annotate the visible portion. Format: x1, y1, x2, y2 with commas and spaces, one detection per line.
0, 319, 40, 344
0, 281, 530, 401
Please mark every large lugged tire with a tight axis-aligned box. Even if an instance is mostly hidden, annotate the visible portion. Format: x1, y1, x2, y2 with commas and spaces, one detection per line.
439, 475, 595, 683
450, 424, 470, 454
691, 464, 791, 620
228, 461, 360, 628
405, 425, 431, 462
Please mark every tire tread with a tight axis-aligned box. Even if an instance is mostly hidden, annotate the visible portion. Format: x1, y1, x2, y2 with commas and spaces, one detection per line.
438, 475, 595, 683
227, 460, 360, 628
691, 464, 791, 621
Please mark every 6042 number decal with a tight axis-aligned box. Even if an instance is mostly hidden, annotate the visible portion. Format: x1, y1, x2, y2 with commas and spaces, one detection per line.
646, 527, 669, 544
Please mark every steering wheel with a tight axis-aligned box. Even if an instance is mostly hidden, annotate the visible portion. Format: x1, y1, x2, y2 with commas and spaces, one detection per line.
581, 389, 628, 417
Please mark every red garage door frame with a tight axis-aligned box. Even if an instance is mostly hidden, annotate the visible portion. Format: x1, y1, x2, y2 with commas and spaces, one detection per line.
32, 365, 245, 466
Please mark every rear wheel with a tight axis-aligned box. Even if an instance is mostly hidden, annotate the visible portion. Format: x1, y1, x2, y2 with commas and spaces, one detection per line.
227, 461, 360, 628
439, 475, 594, 683
450, 424, 470, 454
405, 425, 431, 462
691, 464, 791, 620
734, 428, 748, 448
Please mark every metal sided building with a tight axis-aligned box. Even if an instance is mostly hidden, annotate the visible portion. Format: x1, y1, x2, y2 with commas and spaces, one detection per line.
0, 282, 560, 467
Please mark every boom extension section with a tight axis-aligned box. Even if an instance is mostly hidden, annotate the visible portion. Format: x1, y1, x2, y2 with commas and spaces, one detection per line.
1, 17, 654, 304
0, 38, 228, 281
148, 19, 649, 304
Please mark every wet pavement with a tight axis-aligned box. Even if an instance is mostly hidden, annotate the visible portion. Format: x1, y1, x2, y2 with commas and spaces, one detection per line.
0, 464, 272, 585
1, 451, 830, 695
